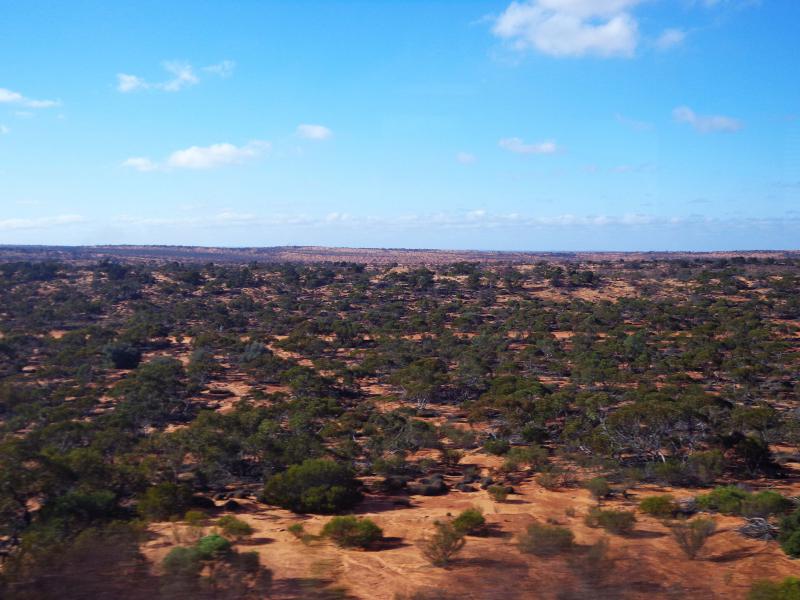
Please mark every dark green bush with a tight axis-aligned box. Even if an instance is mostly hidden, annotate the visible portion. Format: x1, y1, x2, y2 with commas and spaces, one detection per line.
483, 438, 511, 456
104, 342, 142, 369
779, 509, 800, 557
517, 523, 575, 556
452, 508, 486, 536
262, 459, 362, 514
321, 515, 383, 548
137, 483, 192, 521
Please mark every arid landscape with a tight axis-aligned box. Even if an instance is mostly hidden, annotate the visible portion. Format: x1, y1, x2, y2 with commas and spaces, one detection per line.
1, 249, 799, 599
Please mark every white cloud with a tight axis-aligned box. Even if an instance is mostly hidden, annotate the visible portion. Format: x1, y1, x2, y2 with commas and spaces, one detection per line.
492, 0, 641, 58
0, 214, 85, 231
123, 141, 270, 172
117, 60, 231, 93
673, 106, 742, 133
116, 74, 147, 93
203, 60, 236, 77
499, 137, 559, 154
0, 124, 9, 135
122, 157, 160, 172
655, 28, 686, 50
0, 87, 60, 108
296, 124, 333, 140
456, 152, 477, 164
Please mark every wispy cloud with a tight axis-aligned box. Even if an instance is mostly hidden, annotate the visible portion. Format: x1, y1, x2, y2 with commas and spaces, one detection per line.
492, 0, 642, 58
456, 152, 477, 165
615, 113, 652, 132
0, 214, 85, 231
0, 124, 9, 135
296, 124, 333, 140
108, 209, 800, 233
0, 87, 60, 108
116, 60, 235, 93
123, 141, 270, 172
499, 137, 559, 154
655, 28, 686, 50
673, 105, 742, 133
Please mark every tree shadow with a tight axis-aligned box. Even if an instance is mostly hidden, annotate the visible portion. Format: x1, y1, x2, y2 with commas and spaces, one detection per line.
370, 536, 410, 551
707, 546, 763, 563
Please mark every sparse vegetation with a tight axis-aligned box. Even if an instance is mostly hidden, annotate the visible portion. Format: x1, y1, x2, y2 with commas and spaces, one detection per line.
671, 518, 717, 560
517, 523, 575, 556
419, 521, 466, 567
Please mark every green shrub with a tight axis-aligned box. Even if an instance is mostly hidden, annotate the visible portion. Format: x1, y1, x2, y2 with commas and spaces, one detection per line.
194, 534, 233, 560
104, 342, 142, 369
321, 516, 383, 549
742, 491, 793, 519
517, 523, 575, 556
217, 515, 255, 540
503, 445, 548, 471
585, 509, 636, 535
262, 459, 362, 514
671, 518, 716, 560
452, 508, 486, 536
748, 577, 800, 600
487, 485, 509, 502
138, 483, 192, 521
696, 485, 749, 515
639, 495, 678, 519
536, 471, 560, 490
419, 521, 465, 567
163, 546, 202, 576
779, 509, 800, 557
584, 477, 610, 500
483, 438, 510, 455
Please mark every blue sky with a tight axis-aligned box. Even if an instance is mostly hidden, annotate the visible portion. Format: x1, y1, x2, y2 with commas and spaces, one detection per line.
1, 0, 798, 251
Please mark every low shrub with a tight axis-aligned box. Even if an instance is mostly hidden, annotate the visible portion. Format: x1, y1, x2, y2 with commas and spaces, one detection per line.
584, 477, 610, 501
452, 508, 486, 536
194, 534, 233, 560
517, 523, 575, 556
503, 445, 548, 471
321, 516, 383, 549
483, 438, 510, 456
742, 491, 793, 519
487, 485, 509, 502
671, 518, 716, 560
585, 509, 636, 535
696, 485, 749, 515
697, 486, 791, 518
536, 471, 560, 490
748, 577, 800, 600
419, 522, 466, 567
639, 495, 678, 519
217, 515, 255, 541
779, 509, 800, 557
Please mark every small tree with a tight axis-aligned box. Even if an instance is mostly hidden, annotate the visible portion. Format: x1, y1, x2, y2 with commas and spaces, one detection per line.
419, 522, 466, 567
262, 459, 362, 514
322, 516, 383, 549
671, 518, 716, 560
138, 483, 192, 521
